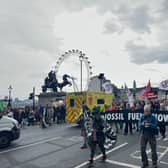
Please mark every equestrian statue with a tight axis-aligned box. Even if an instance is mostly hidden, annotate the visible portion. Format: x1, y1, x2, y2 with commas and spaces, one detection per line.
42, 71, 72, 92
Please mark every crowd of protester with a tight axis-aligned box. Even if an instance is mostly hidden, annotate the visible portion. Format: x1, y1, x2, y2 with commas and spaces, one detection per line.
108, 99, 168, 111
2, 100, 66, 129
105, 99, 168, 138
2, 99, 168, 136
38, 101, 66, 129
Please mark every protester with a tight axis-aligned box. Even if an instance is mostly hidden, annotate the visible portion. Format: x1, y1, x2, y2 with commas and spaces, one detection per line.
53, 103, 61, 124
7, 108, 14, 118
157, 100, 166, 139
0, 110, 3, 118
38, 105, 45, 128
13, 108, 19, 122
79, 105, 90, 149
45, 104, 54, 126
139, 105, 158, 168
124, 103, 133, 135
88, 107, 106, 165
20, 110, 28, 128
108, 103, 119, 133
59, 101, 66, 123
28, 109, 34, 126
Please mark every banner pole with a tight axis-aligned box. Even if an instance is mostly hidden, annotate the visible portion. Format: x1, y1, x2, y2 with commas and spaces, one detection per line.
145, 96, 148, 104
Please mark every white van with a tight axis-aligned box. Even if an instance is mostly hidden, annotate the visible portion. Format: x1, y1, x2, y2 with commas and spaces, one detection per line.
0, 115, 20, 148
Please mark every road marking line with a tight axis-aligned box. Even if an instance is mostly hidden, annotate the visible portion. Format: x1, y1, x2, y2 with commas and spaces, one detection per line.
158, 146, 168, 161
158, 145, 168, 149
131, 145, 168, 162
74, 142, 128, 168
158, 133, 168, 141
68, 136, 83, 142
0, 136, 62, 155
106, 159, 141, 168
163, 138, 168, 141
160, 161, 168, 165
157, 136, 162, 141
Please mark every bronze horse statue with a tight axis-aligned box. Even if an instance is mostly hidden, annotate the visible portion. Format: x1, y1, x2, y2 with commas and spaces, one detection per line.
57, 74, 72, 91
42, 71, 72, 92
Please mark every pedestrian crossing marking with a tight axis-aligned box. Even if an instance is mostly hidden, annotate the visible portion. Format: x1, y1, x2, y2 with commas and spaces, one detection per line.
74, 142, 128, 168
163, 138, 168, 141
130, 145, 168, 165
106, 159, 141, 168
68, 136, 83, 142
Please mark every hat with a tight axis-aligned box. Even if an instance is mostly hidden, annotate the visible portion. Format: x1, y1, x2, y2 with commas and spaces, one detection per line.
92, 106, 101, 115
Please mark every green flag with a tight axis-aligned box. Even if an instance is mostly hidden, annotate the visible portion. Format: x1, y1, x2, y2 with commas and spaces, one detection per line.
0, 100, 5, 111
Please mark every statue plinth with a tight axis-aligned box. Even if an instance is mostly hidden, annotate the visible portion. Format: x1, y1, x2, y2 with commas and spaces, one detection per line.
38, 92, 67, 107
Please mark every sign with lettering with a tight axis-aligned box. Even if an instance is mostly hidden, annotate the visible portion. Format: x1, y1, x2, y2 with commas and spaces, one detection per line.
102, 110, 168, 125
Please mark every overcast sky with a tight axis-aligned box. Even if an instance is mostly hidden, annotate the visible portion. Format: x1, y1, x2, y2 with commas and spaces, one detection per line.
0, 0, 168, 99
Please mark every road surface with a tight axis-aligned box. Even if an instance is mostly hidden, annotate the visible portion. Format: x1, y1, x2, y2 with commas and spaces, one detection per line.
0, 124, 167, 168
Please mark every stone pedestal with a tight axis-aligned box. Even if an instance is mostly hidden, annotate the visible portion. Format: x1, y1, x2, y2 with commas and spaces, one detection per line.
38, 92, 66, 107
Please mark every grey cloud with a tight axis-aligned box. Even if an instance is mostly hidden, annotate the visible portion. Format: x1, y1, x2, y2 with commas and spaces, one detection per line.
102, 4, 154, 34
0, 0, 65, 97
0, 0, 63, 52
103, 20, 123, 34
159, 0, 168, 17
144, 68, 161, 73
57, 0, 166, 34
126, 41, 168, 64
52, 0, 155, 34
123, 6, 153, 33
61, 0, 96, 12
0, 0, 168, 97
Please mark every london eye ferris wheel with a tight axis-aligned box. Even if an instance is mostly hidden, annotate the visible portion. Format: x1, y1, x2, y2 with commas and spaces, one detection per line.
53, 49, 93, 92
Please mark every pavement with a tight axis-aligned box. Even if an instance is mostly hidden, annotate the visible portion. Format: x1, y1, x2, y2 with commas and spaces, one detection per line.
0, 124, 168, 168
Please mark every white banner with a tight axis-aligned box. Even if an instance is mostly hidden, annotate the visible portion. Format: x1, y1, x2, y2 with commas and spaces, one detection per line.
102, 81, 113, 93
125, 84, 134, 107
159, 79, 168, 91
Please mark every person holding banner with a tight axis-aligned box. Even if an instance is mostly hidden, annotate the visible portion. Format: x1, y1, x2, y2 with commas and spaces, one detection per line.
124, 103, 133, 135
158, 100, 166, 139
139, 105, 158, 168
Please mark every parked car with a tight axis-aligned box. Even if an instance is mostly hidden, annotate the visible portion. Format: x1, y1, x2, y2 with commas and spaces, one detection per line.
0, 115, 20, 148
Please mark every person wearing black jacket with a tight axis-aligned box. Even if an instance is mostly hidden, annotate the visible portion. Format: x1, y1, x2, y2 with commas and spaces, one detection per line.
88, 107, 106, 165
124, 103, 133, 135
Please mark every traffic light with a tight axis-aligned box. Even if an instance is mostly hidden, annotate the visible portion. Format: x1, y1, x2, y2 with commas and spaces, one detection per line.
29, 93, 34, 100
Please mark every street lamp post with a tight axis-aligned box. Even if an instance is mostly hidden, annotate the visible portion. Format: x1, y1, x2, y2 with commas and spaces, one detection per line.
33, 87, 35, 111
8, 85, 12, 108
79, 55, 84, 93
